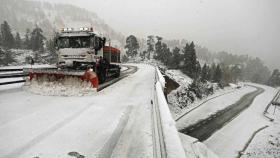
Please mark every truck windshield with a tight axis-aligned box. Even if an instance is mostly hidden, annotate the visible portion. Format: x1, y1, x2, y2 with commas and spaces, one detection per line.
58, 37, 90, 48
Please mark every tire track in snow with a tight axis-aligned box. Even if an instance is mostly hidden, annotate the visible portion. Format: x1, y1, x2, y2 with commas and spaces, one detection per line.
96, 106, 132, 158
3, 103, 94, 158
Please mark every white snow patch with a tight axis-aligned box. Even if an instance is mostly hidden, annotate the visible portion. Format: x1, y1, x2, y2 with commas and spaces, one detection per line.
165, 69, 193, 86
205, 83, 277, 158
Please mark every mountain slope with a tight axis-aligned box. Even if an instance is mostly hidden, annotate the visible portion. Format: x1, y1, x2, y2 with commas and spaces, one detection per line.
0, 0, 124, 46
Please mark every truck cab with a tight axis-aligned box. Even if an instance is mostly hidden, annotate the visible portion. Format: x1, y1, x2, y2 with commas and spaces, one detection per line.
55, 27, 121, 83
56, 28, 106, 69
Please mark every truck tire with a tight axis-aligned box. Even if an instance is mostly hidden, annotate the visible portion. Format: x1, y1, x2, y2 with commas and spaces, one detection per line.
98, 70, 106, 84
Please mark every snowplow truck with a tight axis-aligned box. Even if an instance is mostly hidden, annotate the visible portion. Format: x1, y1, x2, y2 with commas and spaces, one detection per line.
27, 27, 121, 89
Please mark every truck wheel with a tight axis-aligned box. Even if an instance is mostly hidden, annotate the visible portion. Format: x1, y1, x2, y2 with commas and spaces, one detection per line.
99, 70, 106, 83
115, 70, 120, 78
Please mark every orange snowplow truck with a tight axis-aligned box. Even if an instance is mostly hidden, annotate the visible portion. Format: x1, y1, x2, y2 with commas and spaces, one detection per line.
27, 27, 121, 89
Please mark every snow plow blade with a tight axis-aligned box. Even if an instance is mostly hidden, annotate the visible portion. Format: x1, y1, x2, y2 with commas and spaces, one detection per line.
24, 68, 99, 89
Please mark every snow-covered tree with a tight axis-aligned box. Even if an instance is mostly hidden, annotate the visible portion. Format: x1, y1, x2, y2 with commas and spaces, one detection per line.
268, 69, 280, 87
201, 63, 208, 82
0, 21, 15, 49
182, 41, 198, 79
23, 28, 31, 49
154, 36, 163, 60
213, 64, 222, 83
170, 47, 181, 69
147, 35, 155, 59
125, 35, 139, 57
14, 32, 22, 49
46, 37, 58, 63
30, 26, 45, 51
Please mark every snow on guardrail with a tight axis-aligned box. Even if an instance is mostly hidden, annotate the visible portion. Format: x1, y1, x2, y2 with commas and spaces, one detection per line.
156, 67, 165, 90
155, 67, 186, 158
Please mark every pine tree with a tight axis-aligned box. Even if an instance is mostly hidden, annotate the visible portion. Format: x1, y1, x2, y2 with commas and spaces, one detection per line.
124, 35, 139, 57
0, 48, 4, 64
268, 69, 280, 87
147, 35, 155, 59
213, 64, 222, 83
46, 37, 57, 63
171, 47, 181, 69
231, 65, 242, 82
222, 65, 232, 85
23, 29, 31, 49
154, 36, 163, 60
210, 63, 216, 81
14, 32, 22, 49
161, 43, 171, 65
0, 49, 16, 66
0, 21, 15, 49
195, 60, 201, 79
141, 50, 147, 59
182, 41, 198, 78
122, 54, 129, 62
30, 26, 45, 51
0, 33, 2, 46
201, 63, 208, 82
205, 64, 212, 81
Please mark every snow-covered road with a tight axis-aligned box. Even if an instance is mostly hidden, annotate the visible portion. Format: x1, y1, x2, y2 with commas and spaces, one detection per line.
205, 84, 277, 158
176, 86, 257, 131
0, 64, 155, 158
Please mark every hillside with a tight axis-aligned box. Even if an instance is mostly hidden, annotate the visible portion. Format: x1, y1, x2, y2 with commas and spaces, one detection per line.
0, 0, 125, 46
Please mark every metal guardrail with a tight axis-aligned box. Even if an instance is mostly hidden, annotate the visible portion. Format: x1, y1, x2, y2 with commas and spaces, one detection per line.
0, 68, 27, 85
0, 73, 28, 78
0, 80, 25, 85
152, 67, 167, 158
0, 68, 24, 72
153, 67, 187, 158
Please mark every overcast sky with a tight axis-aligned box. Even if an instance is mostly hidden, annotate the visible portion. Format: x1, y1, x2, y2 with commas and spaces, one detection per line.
38, 0, 280, 69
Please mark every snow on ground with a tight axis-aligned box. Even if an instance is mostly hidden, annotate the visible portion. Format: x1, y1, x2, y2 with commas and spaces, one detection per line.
164, 68, 240, 118
120, 66, 128, 71
205, 83, 277, 158
241, 91, 280, 158
179, 134, 219, 158
176, 85, 256, 131
165, 69, 193, 86
170, 86, 236, 118
0, 64, 155, 158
